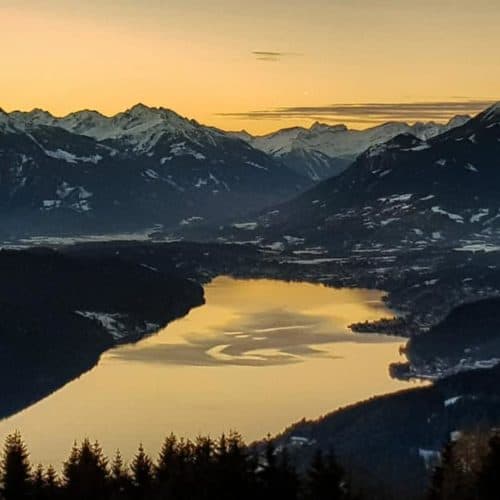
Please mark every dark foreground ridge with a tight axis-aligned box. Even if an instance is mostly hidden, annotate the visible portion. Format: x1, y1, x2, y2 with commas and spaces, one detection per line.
2, 428, 500, 500
0, 248, 204, 419
0, 430, 347, 500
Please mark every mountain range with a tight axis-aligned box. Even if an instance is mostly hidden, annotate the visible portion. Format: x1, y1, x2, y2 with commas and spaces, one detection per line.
231, 115, 469, 181
219, 103, 500, 253
0, 103, 494, 242
0, 104, 308, 239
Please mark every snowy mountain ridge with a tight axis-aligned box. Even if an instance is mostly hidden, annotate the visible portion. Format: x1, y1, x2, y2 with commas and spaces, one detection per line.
2, 104, 225, 155
3, 104, 475, 160
242, 115, 471, 159
0, 104, 311, 238
226, 114, 472, 181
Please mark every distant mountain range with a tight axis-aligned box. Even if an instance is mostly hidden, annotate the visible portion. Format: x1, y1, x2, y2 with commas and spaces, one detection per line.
230, 115, 469, 181
218, 103, 500, 253
0, 104, 308, 238
0, 102, 492, 241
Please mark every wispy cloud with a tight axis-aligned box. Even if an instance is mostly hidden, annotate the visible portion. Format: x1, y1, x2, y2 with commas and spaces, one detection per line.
252, 51, 303, 62
219, 100, 497, 124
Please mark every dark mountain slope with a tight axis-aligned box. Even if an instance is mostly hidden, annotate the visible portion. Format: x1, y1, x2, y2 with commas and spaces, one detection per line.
397, 297, 500, 378
225, 103, 500, 252
0, 248, 204, 418
276, 363, 500, 500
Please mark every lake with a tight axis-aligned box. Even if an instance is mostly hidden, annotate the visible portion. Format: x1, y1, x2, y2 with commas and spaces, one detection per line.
0, 276, 423, 467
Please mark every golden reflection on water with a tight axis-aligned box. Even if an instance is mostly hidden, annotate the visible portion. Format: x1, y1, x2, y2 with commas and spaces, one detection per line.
0, 276, 425, 467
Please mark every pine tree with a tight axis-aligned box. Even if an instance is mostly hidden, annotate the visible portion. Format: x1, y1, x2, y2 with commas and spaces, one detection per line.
259, 438, 279, 499
428, 441, 454, 500
32, 464, 59, 500
156, 433, 178, 485
277, 447, 299, 500
192, 435, 216, 500
130, 444, 153, 499
110, 450, 129, 499
62, 441, 80, 492
304, 449, 345, 500
33, 464, 45, 500
45, 465, 59, 499
62, 438, 109, 500
111, 449, 128, 483
217, 433, 228, 458
215, 431, 255, 500
477, 434, 500, 500
0, 431, 32, 500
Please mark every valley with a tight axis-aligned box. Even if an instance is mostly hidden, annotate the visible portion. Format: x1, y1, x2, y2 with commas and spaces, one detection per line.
0, 275, 418, 470
2, 238, 500, 498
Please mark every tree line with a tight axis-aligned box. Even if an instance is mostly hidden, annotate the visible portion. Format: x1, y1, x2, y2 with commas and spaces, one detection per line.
0, 431, 350, 500
4, 429, 500, 500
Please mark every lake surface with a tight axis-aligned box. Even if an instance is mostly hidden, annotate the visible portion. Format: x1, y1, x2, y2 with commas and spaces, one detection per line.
0, 276, 423, 467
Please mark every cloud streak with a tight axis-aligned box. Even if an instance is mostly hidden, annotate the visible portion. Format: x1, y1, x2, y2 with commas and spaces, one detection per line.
219, 100, 497, 124
252, 51, 303, 62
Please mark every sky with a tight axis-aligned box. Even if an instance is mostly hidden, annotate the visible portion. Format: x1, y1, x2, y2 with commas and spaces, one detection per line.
1, 0, 499, 134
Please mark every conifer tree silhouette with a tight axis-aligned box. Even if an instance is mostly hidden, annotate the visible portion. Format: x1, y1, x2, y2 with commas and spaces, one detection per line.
62, 438, 109, 500
45, 465, 59, 499
130, 444, 153, 500
0, 431, 32, 500
478, 434, 500, 500
33, 464, 45, 500
304, 449, 345, 500
110, 450, 130, 499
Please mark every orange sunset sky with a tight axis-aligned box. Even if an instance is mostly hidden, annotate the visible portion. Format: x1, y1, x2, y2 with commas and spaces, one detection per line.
1, 0, 499, 134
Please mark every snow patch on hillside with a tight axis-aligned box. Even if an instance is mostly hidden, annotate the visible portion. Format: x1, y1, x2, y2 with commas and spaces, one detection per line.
45, 149, 102, 164
75, 311, 128, 340
431, 206, 464, 223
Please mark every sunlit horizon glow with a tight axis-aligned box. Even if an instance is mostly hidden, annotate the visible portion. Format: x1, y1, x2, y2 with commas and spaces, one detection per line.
1, 0, 499, 134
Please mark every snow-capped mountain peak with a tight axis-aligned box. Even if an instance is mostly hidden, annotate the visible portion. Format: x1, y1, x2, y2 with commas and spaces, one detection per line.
128, 102, 157, 116
121, 103, 178, 125
52, 104, 204, 153
250, 126, 308, 156
121, 103, 189, 126
58, 110, 109, 137
8, 108, 56, 130
0, 104, 205, 152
